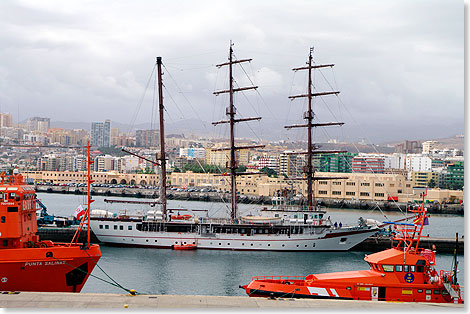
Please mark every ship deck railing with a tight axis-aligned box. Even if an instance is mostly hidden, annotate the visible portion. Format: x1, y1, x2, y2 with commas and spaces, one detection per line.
251, 275, 306, 282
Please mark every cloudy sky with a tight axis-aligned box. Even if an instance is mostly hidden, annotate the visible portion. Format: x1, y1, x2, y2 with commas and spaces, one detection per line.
0, 0, 464, 143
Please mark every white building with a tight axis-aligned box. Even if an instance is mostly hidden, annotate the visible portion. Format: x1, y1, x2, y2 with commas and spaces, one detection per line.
405, 154, 432, 173
422, 141, 438, 154
179, 147, 206, 159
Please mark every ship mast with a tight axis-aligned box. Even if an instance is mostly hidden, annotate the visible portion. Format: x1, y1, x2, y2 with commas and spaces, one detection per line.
285, 47, 346, 210
85, 141, 94, 245
156, 56, 167, 221
213, 42, 264, 220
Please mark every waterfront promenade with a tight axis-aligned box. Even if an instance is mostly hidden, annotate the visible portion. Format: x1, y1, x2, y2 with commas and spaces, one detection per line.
0, 291, 463, 309
35, 185, 464, 214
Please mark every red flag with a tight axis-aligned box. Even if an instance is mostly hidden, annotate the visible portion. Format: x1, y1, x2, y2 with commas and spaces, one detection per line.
74, 204, 86, 220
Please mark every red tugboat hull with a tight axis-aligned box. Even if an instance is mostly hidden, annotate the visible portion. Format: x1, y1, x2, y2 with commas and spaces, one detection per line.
0, 144, 101, 293
0, 244, 101, 292
242, 191, 464, 304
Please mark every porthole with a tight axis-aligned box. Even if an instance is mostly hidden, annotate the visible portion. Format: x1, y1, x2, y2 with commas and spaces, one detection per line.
154, 240, 158, 242
251, 244, 254, 246
146, 239, 148, 242
268, 244, 271, 246
282, 244, 285, 247
296, 245, 299, 247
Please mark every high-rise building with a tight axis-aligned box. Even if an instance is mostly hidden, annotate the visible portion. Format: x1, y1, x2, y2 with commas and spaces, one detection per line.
91, 120, 111, 147
136, 129, 159, 147
313, 153, 356, 173
27, 117, 50, 132
352, 155, 385, 173
0, 113, 12, 128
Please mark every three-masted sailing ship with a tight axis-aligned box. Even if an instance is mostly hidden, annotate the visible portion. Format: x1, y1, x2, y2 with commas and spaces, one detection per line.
90, 45, 380, 251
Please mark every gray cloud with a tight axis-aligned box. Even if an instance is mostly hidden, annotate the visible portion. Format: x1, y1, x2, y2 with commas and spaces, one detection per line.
0, 0, 463, 143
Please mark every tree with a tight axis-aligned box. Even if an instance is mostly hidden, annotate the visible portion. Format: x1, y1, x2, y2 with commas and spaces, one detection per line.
427, 179, 436, 188
260, 166, 277, 177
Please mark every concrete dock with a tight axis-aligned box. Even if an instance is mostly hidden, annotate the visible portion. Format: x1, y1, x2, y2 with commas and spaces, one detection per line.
0, 291, 464, 309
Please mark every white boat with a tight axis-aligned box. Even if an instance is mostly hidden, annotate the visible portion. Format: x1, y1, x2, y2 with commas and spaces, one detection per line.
90, 46, 380, 251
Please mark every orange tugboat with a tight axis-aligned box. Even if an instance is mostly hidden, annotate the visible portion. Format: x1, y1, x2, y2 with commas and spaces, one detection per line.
0, 144, 101, 293
241, 191, 463, 304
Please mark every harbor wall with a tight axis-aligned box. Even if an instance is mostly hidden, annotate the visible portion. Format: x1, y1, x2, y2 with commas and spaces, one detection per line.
35, 185, 464, 215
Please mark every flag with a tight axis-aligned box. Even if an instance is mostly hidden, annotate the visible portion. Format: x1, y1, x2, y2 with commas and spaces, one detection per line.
423, 217, 429, 226
413, 216, 423, 225
413, 216, 429, 225
74, 204, 86, 220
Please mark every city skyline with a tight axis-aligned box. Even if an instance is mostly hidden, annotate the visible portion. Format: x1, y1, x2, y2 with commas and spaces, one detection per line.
0, 0, 464, 143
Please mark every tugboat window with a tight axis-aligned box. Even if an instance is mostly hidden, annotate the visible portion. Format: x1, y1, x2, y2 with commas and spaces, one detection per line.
416, 265, 424, 272
105, 225, 109, 229
410, 265, 415, 272
128, 226, 132, 230
404, 265, 409, 272
1, 216, 5, 223
382, 265, 394, 272
425, 290, 432, 295
395, 265, 403, 272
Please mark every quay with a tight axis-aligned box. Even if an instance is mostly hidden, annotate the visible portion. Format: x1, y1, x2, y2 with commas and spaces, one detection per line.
0, 291, 464, 308
37, 227, 464, 254
35, 185, 464, 215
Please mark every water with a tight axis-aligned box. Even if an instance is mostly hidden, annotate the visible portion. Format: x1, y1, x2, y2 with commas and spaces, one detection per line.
37, 192, 465, 295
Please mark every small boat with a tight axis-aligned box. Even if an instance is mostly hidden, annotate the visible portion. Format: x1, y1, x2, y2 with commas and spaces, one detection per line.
0, 144, 101, 293
173, 243, 197, 250
240, 216, 282, 224
170, 214, 192, 220
241, 191, 463, 304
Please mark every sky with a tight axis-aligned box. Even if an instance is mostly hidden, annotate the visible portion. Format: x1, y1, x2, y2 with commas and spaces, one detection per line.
0, 0, 464, 143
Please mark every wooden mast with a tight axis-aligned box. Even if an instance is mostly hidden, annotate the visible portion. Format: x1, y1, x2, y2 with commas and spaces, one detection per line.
156, 56, 167, 221
285, 47, 344, 210
213, 42, 264, 221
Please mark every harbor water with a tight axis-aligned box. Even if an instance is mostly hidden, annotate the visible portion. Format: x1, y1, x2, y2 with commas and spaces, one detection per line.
37, 192, 465, 296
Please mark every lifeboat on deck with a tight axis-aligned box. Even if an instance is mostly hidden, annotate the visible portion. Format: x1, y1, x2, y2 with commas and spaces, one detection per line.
170, 214, 192, 220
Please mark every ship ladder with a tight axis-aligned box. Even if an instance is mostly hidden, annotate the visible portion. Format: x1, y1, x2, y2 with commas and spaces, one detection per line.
443, 282, 460, 301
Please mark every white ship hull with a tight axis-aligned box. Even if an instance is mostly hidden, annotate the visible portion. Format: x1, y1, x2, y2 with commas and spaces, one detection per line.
90, 218, 378, 251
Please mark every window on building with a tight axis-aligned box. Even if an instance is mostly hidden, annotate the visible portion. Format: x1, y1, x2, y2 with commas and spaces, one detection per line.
375, 193, 385, 197
332, 191, 341, 195
318, 190, 328, 195
346, 182, 355, 186
360, 183, 370, 186
346, 192, 355, 196
360, 192, 369, 196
